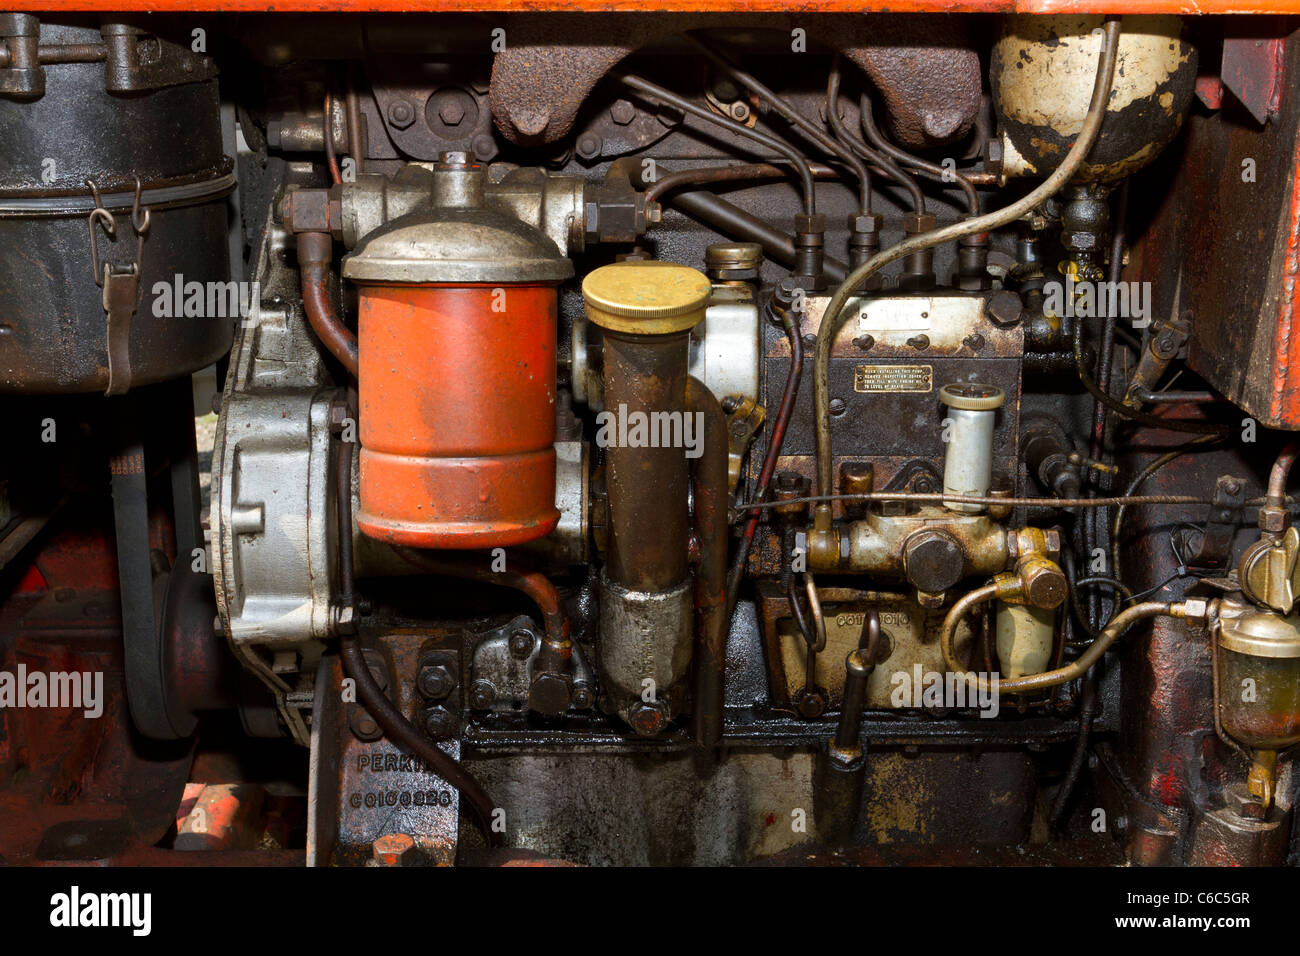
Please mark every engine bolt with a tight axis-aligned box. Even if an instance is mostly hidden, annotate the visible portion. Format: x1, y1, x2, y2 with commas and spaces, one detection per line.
423, 706, 457, 739
417, 663, 455, 699
387, 99, 415, 129
509, 629, 535, 659
610, 99, 636, 125
468, 679, 496, 710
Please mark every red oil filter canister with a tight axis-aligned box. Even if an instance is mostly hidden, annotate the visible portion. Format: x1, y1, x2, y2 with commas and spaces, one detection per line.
342, 156, 573, 548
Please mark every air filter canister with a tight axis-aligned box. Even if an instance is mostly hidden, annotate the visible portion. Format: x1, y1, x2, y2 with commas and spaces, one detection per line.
342, 157, 573, 548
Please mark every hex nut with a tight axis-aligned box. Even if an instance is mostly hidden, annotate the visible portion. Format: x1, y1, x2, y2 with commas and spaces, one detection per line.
794, 212, 827, 234
387, 99, 415, 130
509, 630, 535, 659
903, 212, 938, 234
417, 663, 456, 700
1259, 507, 1290, 534
904, 530, 964, 596
848, 213, 883, 234
628, 700, 669, 737
468, 679, 496, 710
372, 833, 420, 867
610, 99, 636, 125
423, 706, 458, 739
528, 672, 572, 716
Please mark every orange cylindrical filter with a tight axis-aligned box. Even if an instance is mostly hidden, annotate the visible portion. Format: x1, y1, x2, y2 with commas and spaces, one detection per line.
356, 283, 560, 548
342, 154, 574, 548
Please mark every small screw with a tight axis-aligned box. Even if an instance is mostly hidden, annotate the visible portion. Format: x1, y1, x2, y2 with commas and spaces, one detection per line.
906, 334, 930, 350
963, 332, 985, 351
349, 709, 382, 741
829, 398, 848, 417
852, 334, 875, 351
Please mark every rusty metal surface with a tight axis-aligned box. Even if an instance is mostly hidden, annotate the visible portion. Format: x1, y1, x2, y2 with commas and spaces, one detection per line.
1138, 23, 1300, 428
0, 517, 195, 864
1221, 20, 1288, 124
489, 15, 981, 150
310, 638, 463, 867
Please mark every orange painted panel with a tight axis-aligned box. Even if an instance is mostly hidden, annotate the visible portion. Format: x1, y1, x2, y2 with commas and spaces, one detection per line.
7, 0, 1300, 13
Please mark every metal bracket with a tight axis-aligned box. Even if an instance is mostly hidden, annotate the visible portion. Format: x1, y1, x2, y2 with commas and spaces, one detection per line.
88, 176, 150, 397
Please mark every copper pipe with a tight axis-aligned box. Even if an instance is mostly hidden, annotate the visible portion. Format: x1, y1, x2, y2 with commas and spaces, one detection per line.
1267, 440, 1299, 507
726, 300, 802, 615
686, 377, 729, 748
323, 90, 341, 185
297, 231, 359, 377
345, 66, 365, 175
941, 597, 1180, 696
393, 548, 570, 651
940, 582, 998, 674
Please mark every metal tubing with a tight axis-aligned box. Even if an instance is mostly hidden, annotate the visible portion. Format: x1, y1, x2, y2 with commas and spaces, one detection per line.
686, 377, 729, 748
298, 231, 358, 377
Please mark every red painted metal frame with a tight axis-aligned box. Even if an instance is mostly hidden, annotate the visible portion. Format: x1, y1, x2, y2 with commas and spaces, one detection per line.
6, 1, 1300, 14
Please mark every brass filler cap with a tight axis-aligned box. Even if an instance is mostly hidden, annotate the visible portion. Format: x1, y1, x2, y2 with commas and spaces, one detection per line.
582, 260, 712, 335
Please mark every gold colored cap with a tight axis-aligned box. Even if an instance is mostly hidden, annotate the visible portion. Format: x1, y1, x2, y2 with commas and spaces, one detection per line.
582, 261, 711, 335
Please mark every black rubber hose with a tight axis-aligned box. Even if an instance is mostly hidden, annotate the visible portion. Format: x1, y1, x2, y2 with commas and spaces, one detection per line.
333, 437, 501, 846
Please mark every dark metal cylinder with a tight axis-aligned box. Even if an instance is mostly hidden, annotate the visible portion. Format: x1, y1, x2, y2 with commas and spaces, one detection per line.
0, 18, 232, 394
601, 329, 692, 591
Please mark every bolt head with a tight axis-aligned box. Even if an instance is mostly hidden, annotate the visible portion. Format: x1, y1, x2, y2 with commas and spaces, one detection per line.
986, 290, 1023, 327
349, 709, 382, 741
610, 99, 636, 125
509, 630, 535, 659
794, 688, 827, 720
471, 134, 498, 161
417, 663, 455, 700
528, 672, 572, 716
904, 530, 964, 595
628, 701, 668, 737
387, 100, 415, 129
373, 833, 420, 867
423, 706, 457, 739
468, 679, 496, 710
438, 99, 466, 126
1019, 557, 1068, 609
576, 133, 602, 159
